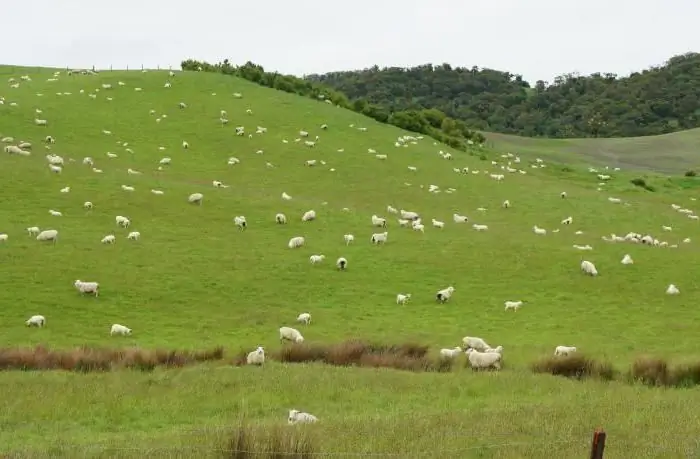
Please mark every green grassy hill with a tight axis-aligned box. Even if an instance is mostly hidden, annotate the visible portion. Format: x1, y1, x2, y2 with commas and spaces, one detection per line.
1, 65, 700, 458
485, 128, 700, 174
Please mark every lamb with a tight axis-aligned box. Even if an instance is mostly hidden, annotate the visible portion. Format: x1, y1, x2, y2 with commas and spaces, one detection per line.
371, 215, 387, 227
301, 210, 316, 222
439, 347, 462, 359
0, 234, 7, 242
371, 231, 388, 244
35, 118, 48, 126
49, 164, 62, 174
27, 226, 40, 236
282, 192, 292, 200
288, 236, 305, 249
336, 257, 348, 270
504, 300, 522, 311
621, 254, 633, 265
297, 313, 311, 325
412, 223, 425, 232
288, 409, 318, 425
462, 336, 491, 352
581, 260, 598, 276
74, 280, 99, 297
279, 326, 304, 343
36, 229, 58, 243
502, 200, 510, 209
666, 284, 680, 295
49, 210, 62, 217
275, 213, 287, 224
561, 216, 573, 225
116, 216, 130, 228
472, 224, 488, 231
127, 231, 140, 240
396, 293, 412, 305
432, 219, 445, 229
121, 185, 135, 192
484, 345, 504, 354
387, 205, 398, 214
554, 346, 577, 356
188, 193, 203, 205
560, 192, 567, 199
234, 216, 247, 230
465, 349, 502, 370
453, 214, 468, 223
110, 324, 131, 336
84, 201, 93, 210
397, 219, 411, 227
343, 234, 354, 245
533, 226, 546, 235
309, 254, 325, 264
400, 210, 419, 220
436, 286, 455, 303
246, 346, 265, 365
151, 189, 164, 195
101, 235, 116, 244
26, 315, 46, 327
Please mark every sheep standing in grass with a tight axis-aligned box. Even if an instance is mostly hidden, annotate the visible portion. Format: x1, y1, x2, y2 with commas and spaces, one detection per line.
75, 280, 99, 297
344, 234, 354, 245
26, 315, 46, 327
431, 219, 445, 229
246, 346, 265, 365
288, 409, 318, 425
504, 300, 522, 311
396, 293, 411, 305
188, 193, 203, 205
554, 346, 577, 356
27, 226, 40, 236
84, 201, 93, 210
127, 231, 140, 240
309, 254, 325, 264
581, 260, 598, 276
436, 286, 455, 303
36, 229, 58, 243
371, 231, 388, 244
666, 284, 680, 295
275, 213, 287, 224
453, 214, 468, 223
101, 235, 116, 244
297, 313, 311, 325
116, 216, 130, 228
279, 326, 304, 343
533, 226, 546, 235
439, 347, 462, 359
462, 336, 490, 352
301, 210, 316, 222
234, 216, 247, 230
336, 257, 348, 270
502, 200, 511, 209
288, 236, 305, 249
466, 349, 502, 370
110, 324, 131, 336
0, 234, 7, 242
371, 215, 387, 227
621, 254, 633, 265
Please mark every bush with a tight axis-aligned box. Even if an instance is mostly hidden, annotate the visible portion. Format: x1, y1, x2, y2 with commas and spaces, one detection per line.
685, 170, 697, 177
628, 357, 670, 386
630, 177, 655, 192
531, 354, 615, 380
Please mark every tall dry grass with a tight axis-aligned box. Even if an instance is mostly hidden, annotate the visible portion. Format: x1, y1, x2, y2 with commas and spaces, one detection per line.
222, 424, 316, 459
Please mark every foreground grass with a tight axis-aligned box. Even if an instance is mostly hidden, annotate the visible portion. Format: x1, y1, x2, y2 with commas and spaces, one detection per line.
1, 65, 700, 457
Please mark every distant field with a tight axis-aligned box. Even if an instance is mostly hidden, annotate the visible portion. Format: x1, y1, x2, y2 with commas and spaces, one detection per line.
1, 65, 700, 458
485, 129, 700, 174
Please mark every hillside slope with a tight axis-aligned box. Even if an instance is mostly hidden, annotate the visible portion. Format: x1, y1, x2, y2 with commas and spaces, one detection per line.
1, 65, 700, 456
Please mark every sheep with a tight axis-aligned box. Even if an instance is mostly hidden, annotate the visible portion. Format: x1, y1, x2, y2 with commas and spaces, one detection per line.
234, 216, 247, 230
83, 201, 94, 210
396, 293, 411, 305
279, 326, 304, 343
343, 234, 354, 245
35, 118, 48, 126
246, 346, 265, 365
288, 236, 305, 249
581, 260, 598, 276
282, 192, 292, 200
188, 193, 203, 205
121, 185, 134, 192
436, 286, 455, 303
472, 224, 488, 231
116, 216, 130, 228
336, 257, 348, 270
26, 315, 46, 327
621, 254, 633, 265
465, 349, 502, 370
151, 189, 164, 195
60, 187, 70, 194
666, 284, 680, 295
502, 200, 510, 209
532, 225, 547, 235
462, 336, 490, 351
309, 254, 325, 264
504, 300, 522, 311
45, 135, 55, 144
484, 345, 504, 354
27, 226, 40, 236
275, 213, 287, 224
0, 234, 7, 242
49, 164, 62, 174
46, 154, 64, 166
75, 280, 99, 297
110, 324, 131, 336
439, 347, 462, 359
387, 205, 398, 214
36, 229, 58, 243
101, 234, 116, 244
302, 210, 316, 222
4, 145, 28, 155
127, 231, 140, 241
400, 210, 419, 221
453, 213, 468, 223
561, 216, 573, 225
397, 219, 411, 227
432, 219, 445, 229
48, 210, 62, 217
371, 231, 388, 244
288, 409, 318, 425
371, 215, 387, 227
412, 223, 425, 232
554, 346, 577, 356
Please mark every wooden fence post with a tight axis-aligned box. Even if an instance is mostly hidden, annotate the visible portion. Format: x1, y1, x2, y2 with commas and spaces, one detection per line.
590, 428, 606, 459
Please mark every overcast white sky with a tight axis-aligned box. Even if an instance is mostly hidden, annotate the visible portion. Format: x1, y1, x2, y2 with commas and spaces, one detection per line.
4, 0, 698, 84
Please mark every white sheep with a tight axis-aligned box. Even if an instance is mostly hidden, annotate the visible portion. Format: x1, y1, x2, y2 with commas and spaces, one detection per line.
246, 346, 265, 365
666, 284, 680, 295
581, 260, 598, 276
48, 210, 62, 217
151, 189, 164, 195
371, 215, 387, 227
453, 213, 468, 223
302, 210, 316, 222
188, 193, 203, 205
26, 315, 46, 327
127, 231, 140, 240
398, 219, 411, 227
36, 229, 58, 243
234, 216, 247, 230
554, 346, 577, 356
182, 140, 189, 149
432, 219, 445, 229
465, 349, 502, 370
621, 254, 633, 265
27, 226, 40, 236
121, 185, 135, 192
0, 234, 7, 242
439, 347, 462, 359
472, 224, 488, 231
561, 216, 573, 225
504, 300, 522, 311
336, 257, 348, 270
282, 192, 292, 200
110, 324, 131, 336
75, 280, 99, 297
436, 286, 455, 303
387, 205, 398, 214
101, 235, 116, 244
400, 210, 419, 221
343, 234, 354, 245
370, 231, 388, 245
275, 213, 287, 224
396, 293, 412, 305
502, 200, 511, 208
116, 216, 130, 228
288, 236, 305, 249
412, 223, 425, 232
462, 336, 491, 351
309, 254, 325, 264
297, 313, 311, 325
49, 164, 62, 174
533, 226, 546, 235
288, 409, 318, 425
35, 118, 48, 126
560, 192, 567, 199
279, 326, 304, 343
484, 345, 504, 354
83, 201, 93, 210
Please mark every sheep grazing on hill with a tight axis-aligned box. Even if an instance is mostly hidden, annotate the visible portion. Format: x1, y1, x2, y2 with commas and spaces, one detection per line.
275, 213, 287, 224
301, 210, 316, 222
297, 313, 311, 325
75, 280, 99, 297
554, 346, 577, 356
246, 346, 265, 365
371, 231, 388, 245
36, 229, 58, 243
288, 236, 305, 249
110, 324, 131, 336
188, 193, 203, 205
436, 286, 455, 303
288, 409, 318, 425
26, 315, 46, 327
343, 234, 354, 245
504, 300, 522, 311
309, 254, 325, 264
666, 284, 680, 295
279, 326, 304, 343
234, 216, 247, 230
396, 293, 411, 305
371, 215, 387, 227
466, 349, 502, 370
580, 260, 598, 276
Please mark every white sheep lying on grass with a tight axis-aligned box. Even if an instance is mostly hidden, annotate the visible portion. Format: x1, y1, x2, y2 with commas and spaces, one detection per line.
288, 409, 318, 425
396, 293, 411, 305
279, 326, 304, 343
436, 286, 455, 303
49, 209, 62, 217
297, 313, 311, 325
621, 254, 633, 265
533, 225, 546, 235
288, 236, 305, 249
26, 315, 46, 327
110, 324, 131, 336
309, 254, 325, 264
439, 347, 462, 359
75, 280, 99, 297
554, 345, 577, 356
462, 336, 490, 352
246, 346, 265, 365
465, 349, 502, 370
504, 300, 522, 311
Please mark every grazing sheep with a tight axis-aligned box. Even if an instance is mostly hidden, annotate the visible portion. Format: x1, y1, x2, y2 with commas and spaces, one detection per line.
0, 234, 7, 242
309, 254, 325, 264
297, 313, 311, 325
27, 226, 40, 236
371, 215, 387, 227
554, 346, 577, 356
561, 216, 573, 225
49, 164, 62, 174
453, 213, 469, 223
502, 200, 511, 208
101, 234, 116, 244
234, 216, 247, 230
621, 254, 633, 265
343, 234, 354, 245
472, 224, 488, 231
412, 223, 425, 232
116, 216, 130, 228
371, 231, 388, 244
288, 236, 305, 249
504, 300, 522, 311
26, 315, 46, 327
246, 346, 265, 365
282, 192, 292, 200
439, 347, 462, 359
279, 326, 304, 343
121, 185, 135, 192
48, 210, 62, 217
560, 192, 567, 198
288, 409, 318, 425
34, 118, 48, 126
188, 193, 203, 205
436, 286, 455, 303
334, 257, 347, 271
151, 189, 164, 195
398, 219, 411, 227
83, 201, 93, 210
533, 226, 546, 235
462, 336, 491, 352
465, 349, 502, 370
400, 210, 419, 221
127, 231, 140, 241
301, 210, 316, 222
275, 213, 287, 224
432, 219, 445, 229
666, 284, 680, 295
387, 205, 398, 214
110, 324, 131, 336
396, 293, 412, 305
581, 260, 598, 276
75, 280, 99, 297
36, 229, 58, 243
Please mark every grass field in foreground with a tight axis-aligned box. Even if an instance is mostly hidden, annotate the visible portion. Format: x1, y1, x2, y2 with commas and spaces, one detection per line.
1, 65, 700, 458
485, 128, 700, 174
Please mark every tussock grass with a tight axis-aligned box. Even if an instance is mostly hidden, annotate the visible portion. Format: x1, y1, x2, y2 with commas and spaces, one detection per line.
531, 354, 616, 381
222, 423, 316, 459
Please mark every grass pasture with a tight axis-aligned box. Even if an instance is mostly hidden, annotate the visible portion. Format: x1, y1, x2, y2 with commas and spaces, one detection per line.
1, 65, 700, 458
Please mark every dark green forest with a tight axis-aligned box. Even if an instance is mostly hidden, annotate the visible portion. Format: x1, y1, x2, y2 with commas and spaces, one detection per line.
305, 52, 700, 139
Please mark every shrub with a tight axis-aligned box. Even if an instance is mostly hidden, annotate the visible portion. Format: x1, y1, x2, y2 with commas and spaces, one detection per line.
531, 354, 615, 380
630, 177, 656, 192
685, 170, 697, 177
221, 423, 316, 459
671, 362, 700, 387
628, 357, 670, 386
